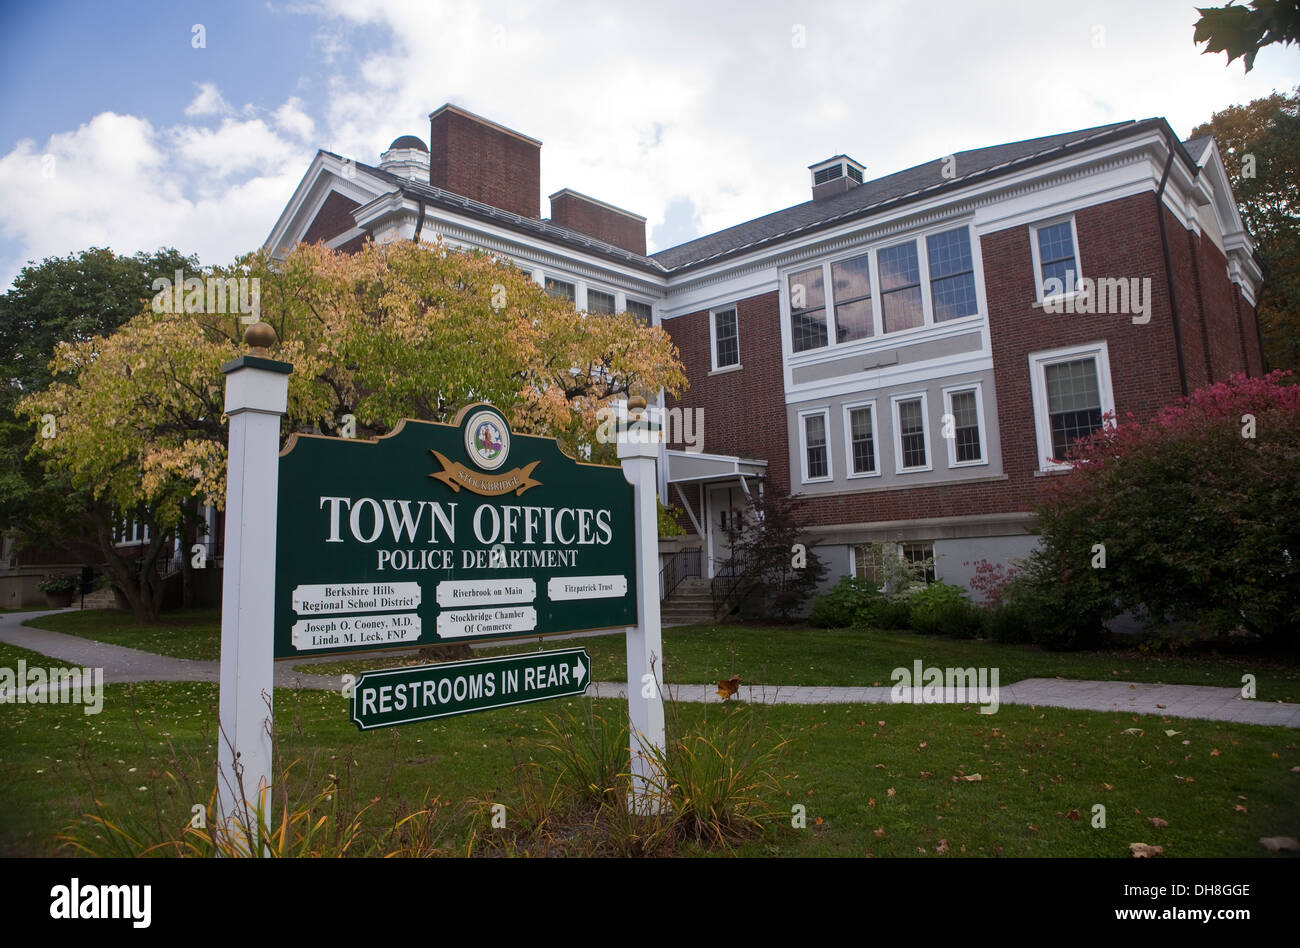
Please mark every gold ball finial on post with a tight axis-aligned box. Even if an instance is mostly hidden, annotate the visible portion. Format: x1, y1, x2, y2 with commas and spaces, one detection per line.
627, 395, 647, 413
244, 321, 278, 355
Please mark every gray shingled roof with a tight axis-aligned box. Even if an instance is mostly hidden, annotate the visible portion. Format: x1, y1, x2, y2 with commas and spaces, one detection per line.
329, 117, 1202, 276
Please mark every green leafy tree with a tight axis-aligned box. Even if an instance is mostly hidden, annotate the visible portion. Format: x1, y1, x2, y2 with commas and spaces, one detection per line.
1192, 90, 1300, 371
722, 490, 827, 621
1194, 1, 1300, 71
0, 247, 199, 572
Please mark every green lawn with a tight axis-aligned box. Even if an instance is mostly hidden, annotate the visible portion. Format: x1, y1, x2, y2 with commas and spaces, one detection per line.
298, 624, 1300, 703
1, 664, 1296, 858
22, 610, 1300, 702
22, 609, 221, 661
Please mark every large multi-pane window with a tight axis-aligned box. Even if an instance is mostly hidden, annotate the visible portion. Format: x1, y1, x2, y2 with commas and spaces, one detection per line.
1033, 220, 1079, 297
801, 411, 830, 481
894, 395, 929, 471
901, 542, 937, 583
788, 267, 828, 352
545, 277, 574, 301
877, 241, 924, 333
831, 255, 873, 342
927, 228, 979, 321
626, 299, 652, 325
587, 288, 615, 314
946, 387, 983, 464
785, 226, 980, 352
712, 308, 740, 369
1044, 358, 1103, 460
845, 403, 877, 475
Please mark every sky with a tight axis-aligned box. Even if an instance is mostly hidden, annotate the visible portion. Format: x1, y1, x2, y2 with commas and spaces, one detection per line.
0, 0, 1296, 288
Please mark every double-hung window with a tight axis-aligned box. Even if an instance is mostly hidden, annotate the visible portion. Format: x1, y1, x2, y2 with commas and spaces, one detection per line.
1028, 341, 1115, 470
788, 267, 828, 352
800, 409, 832, 482
942, 384, 986, 467
1030, 218, 1081, 300
877, 241, 925, 333
711, 307, 740, 370
831, 255, 873, 342
926, 228, 979, 321
842, 401, 878, 476
891, 393, 931, 473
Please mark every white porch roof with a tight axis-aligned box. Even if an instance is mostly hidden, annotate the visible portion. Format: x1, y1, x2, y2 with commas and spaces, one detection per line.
665, 449, 767, 485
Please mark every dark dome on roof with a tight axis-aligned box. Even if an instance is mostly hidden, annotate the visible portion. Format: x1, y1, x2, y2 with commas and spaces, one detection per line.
387, 135, 428, 152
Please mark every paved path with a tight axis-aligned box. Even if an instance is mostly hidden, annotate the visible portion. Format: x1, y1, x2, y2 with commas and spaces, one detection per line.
3, 609, 1298, 727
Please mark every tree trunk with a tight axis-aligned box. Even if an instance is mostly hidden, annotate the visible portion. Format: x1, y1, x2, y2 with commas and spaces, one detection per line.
91, 506, 169, 624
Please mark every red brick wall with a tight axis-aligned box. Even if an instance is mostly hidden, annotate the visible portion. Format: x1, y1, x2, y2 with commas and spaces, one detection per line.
550, 193, 646, 255
664, 292, 791, 494
1193, 229, 1254, 378
301, 191, 361, 246
429, 110, 540, 219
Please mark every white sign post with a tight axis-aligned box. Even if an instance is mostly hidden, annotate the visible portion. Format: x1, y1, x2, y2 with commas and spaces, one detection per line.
216, 327, 291, 851
617, 397, 667, 813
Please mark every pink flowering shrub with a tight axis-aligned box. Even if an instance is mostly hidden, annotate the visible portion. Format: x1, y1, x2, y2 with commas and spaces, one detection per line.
1023, 370, 1300, 644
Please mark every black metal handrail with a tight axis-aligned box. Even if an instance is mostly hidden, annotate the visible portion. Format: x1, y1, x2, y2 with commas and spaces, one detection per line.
660, 547, 702, 599
710, 550, 752, 616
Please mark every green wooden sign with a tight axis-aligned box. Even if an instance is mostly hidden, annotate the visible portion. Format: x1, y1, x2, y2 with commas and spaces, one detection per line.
273, 404, 636, 659
349, 648, 593, 729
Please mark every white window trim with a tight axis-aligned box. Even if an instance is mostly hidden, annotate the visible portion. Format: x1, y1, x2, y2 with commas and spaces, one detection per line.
709, 306, 742, 372
1028, 340, 1115, 472
782, 221, 985, 360
841, 399, 881, 478
890, 391, 933, 474
798, 407, 834, 484
1029, 215, 1084, 305
940, 382, 989, 469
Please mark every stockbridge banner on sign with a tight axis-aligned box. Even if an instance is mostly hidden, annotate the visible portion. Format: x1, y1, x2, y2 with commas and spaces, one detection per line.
272, 403, 637, 659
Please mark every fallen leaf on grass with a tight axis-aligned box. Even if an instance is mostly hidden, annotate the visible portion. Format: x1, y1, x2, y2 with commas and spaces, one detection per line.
1148, 817, 1169, 829
1210, 749, 1221, 756
867, 798, 876, 808
1259, 837, 1300, 852
886, 787, 896, 796
814, 816, 824, 826
1164, 729, 1181, 737
1067, 809, 1081, 821
1235, 805, 1248, 813
874, 828, 885, 839
1129, 843, 1164, 858
1103, 782, 1114, 791
961, 773, 983, 782
936, 838, 950, 854
1122, 728, 1144, 736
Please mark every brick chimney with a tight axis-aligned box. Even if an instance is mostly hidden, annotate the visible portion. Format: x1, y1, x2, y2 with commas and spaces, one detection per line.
548, 189, 647, 255
428, 104, 541, 218
809, 155, 865, 202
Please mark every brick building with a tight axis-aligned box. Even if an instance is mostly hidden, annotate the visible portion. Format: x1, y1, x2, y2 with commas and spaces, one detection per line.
266, 103, 1264, 603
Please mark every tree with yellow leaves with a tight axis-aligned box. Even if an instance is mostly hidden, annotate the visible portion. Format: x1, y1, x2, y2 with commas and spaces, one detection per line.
21, 239, 686, 622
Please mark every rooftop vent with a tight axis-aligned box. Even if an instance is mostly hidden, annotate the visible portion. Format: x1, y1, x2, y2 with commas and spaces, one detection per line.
809, 155, 865, 201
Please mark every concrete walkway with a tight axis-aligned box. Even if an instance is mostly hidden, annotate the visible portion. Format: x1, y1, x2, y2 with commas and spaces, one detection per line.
3, 609, 1298, 727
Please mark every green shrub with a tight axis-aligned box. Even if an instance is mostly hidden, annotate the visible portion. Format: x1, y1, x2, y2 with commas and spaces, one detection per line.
908, 583, 982, 637
809, 576, 882, 628
863, 596, 913, 631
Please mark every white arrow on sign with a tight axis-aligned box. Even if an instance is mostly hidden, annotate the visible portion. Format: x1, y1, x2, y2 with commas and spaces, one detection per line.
572, 658, 587, 684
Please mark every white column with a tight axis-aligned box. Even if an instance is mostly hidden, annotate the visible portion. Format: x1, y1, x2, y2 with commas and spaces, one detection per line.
617, 399, 666, 813
217, 351, 290, 851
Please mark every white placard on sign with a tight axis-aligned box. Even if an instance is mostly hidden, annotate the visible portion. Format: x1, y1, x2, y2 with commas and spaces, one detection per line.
437, 605, 538, 639
292, 613, 421, 651
435, 578, 536, 607
292, 582, 422, 616
547, 575, 628, 601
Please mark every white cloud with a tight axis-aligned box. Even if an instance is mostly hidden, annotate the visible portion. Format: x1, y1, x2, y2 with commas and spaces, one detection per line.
184, 81, 235, 118
3, 0, 1297, 290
